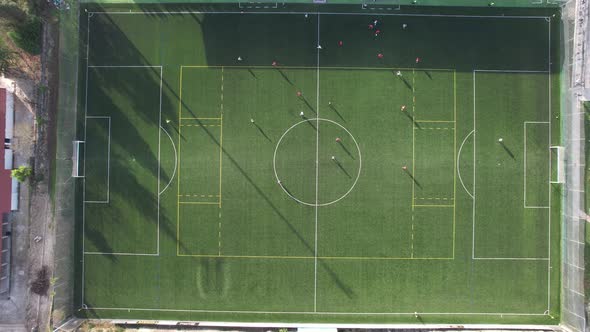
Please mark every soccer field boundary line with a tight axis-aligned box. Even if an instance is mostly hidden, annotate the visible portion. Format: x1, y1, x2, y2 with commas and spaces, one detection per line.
182, 65, 454, 72
176, 253, 453, 260
473, 257, 549, 261
87, 65, 163, 68
84, 251, 158, 256
158, 125, 177, 196
80, 306, 550, 316
453, 69, 457, 259
313, 12, 320, 313
87, 10, 551, 20
472, 71, 476, 261
81, 13, 90, 306
83, 116, 110, 204
546, 18, 552, 312
523, 121, 551, 209
474, 69, 550, 73
410, 69, 416, 259
457, 132, 475, 200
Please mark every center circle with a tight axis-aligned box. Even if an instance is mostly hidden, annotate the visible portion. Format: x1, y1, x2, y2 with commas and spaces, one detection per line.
273, 118, 362, 207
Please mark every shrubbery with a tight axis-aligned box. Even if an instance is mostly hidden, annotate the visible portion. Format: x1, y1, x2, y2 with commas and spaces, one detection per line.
8, 16, 41, 55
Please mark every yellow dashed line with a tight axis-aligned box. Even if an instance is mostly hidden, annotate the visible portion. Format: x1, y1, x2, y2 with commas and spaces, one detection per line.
414, 127, 454, 130
415, 197, 454, 200
180, 124, 221, 127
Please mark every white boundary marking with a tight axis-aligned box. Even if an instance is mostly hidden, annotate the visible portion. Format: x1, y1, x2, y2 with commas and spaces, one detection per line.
80, 11, 556, 317
523, 121, 550, 209
84, 116, 111, 204
238, 2, 278, 9
313, 13, 320, 312
82, 65, 163, 258
81, 306, 549, 316
546, 18, 552, 312
272, 118, 362, 207
475, 69, 550, 73
87, 11, 550, 19
457, 130, 475, 199
81, 12, 90, 307
159, 125, 178, 195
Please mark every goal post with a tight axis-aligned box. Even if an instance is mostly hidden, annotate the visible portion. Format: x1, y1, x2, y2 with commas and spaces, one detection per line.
550, 145, 564, 184
72, 140, 85, 178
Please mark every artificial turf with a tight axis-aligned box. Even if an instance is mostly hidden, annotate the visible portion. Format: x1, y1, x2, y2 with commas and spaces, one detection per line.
76, 4, 562, 324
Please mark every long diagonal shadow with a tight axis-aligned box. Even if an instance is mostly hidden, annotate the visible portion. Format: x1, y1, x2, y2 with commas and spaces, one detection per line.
329, 104, 346, 122
500, 142, 515, 159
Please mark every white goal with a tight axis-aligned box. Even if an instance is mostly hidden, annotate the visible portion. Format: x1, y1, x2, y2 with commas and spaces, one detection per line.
550, 145, 564, 184
72, 140, 84, 178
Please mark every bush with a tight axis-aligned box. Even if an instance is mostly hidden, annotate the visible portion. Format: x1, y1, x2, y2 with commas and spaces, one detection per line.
11, 165, 32, 182
8, 16, 41, 55
31, 265, 49, 296
0, 38, 15, 74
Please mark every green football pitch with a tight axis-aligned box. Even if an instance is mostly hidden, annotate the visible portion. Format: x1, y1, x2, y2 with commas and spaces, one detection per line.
76, 4, 562, 324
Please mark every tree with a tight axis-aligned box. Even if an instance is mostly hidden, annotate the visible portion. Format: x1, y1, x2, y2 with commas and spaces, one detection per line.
11, 165, 32, 182
0, 39, 15, 74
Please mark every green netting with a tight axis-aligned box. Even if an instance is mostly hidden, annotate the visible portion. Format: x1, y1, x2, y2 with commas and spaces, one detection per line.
51, 0, 81, 327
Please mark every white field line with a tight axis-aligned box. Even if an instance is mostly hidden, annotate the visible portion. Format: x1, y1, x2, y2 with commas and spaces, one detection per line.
313, 12, 320, 313
81, 12, 90, 306
84, 251, 158, 256
472, 70, 553, 263
88, 65, 162, 68
273, 118, 362, 206
474, 69, 550, 73
457, 130, 475, 199
238, 2, 278, 8
82, 66, 163, 257
81, 306, 549, 316
523, 122, 550, 209
473, 257, 549, 261
546, 18, 552, 312
471, 71, 476, 260
84, 116, 111, 204
159, 126, 178, 195
87, 11, 550, 19
157, 66, 162, 254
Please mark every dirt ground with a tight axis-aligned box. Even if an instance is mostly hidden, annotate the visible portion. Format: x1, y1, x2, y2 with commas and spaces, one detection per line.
0, 7, 59, 332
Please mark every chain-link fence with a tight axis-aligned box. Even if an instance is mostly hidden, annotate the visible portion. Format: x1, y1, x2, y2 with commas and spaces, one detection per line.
560, 0, 587, 331
51, 0, 80, 327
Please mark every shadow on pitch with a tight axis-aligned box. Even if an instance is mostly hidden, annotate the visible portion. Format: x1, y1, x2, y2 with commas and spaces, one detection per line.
499, 141, 515, 159
253, 122, 272, 142
329, 103, 346, 122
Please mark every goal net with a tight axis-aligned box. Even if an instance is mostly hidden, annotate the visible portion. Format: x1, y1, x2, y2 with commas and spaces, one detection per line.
72, 140, 84, 178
